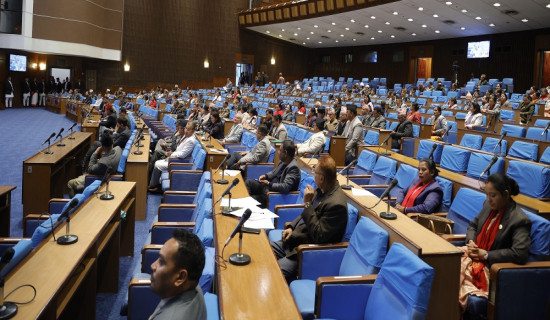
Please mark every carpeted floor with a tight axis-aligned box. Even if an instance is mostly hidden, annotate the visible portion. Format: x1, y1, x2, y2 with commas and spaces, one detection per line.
0, 107, 159, 319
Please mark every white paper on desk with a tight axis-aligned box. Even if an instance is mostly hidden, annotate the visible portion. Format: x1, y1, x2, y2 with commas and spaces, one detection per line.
210, 148, 228, 153
221, 170, 241, 177
244, 218, 274, 229
351, 188, 377, 197
221, 196, 261, 207
230, 206, 278, 219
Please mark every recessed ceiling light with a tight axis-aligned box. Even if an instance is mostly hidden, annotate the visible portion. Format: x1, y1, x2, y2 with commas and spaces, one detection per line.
327, 30, 332, 32
302, 42, 305, 45
435, 30, 440, 33
306, 37, 310, 40
418, 7, 423, 11
412, 33, 416, 36
493, 3, 501, 7
378, 30, 383, 33
522, 18, 528, 22
489, 23, 495, 27
364, 25, 369, 28
445, 1, 452, 5
335, 40, 339, 42
340, 34, 344, 37
314, 25, 318, 28
393, 11, 398, 15
278, 35, 282, 37
408, 18, 414, 21
547, 4, 550, 8
281, 29, 285, 31
371, 37, 375, 40
350, 19, 355, 23
371, 16, 376, 19
297, 27, 301, 30
294, 33, 298, 36
460, 27, 466, 30
475, 16, 482, 20
353, 38, 356, 41
390, 35, 395, 38
433, 14, 439, 18
318, 41, 322, 44
345, 27, 350, 30
385, 22, 390, 25
310, 31, 314, 34
462, 9, 467, 13
422, 24, 427, 27
266, 31, 270, 33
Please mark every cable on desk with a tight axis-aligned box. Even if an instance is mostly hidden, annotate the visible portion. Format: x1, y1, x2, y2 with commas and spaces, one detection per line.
37, 212, 58, 242
215, 246, 228, 270
3, 284, 37, 305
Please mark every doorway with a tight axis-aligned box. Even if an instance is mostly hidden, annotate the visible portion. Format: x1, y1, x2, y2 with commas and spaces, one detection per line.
235, 63, 253, 87
416, 57, 432, 81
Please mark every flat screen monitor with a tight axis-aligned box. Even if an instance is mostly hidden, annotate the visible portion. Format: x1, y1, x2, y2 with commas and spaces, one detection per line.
467, 41, 490, 59
362, 51, 378, 63
9, 54, 27, 71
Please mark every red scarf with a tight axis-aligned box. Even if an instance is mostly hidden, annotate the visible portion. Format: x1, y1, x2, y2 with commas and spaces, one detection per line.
401, 180, 433, 208
472, 210, 504, 291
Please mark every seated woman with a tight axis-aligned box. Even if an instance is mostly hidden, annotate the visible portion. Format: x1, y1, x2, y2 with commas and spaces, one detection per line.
465, 103, 483, 129
207, 111, 224, 140
519, 94, 535, 125
407, 102, 422, 124
395, 158, 443, 214
458, 173, 531, 314
430, 106, 448, 140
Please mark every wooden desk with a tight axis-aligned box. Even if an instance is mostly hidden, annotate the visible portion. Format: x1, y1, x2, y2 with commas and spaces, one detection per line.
211, 170, 301, 320
328, 135, 346, 166
45, 95, 65, 114
0, 186, 16, 237
22, 132, 93, 216
125, 134, 151, 220
195, 133, 228, 170
363, 146, 550, 218
364, 127, 393, 146
65, 100, 81, 122
297, 157, 462, 320
81, 115, 101, 141
5, 181, 136, 319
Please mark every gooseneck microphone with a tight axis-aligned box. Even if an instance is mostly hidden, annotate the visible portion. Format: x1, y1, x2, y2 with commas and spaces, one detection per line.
56, 198, 80, 245
491, 131, 507, 155
215, 178, 240, 204
68, 122, 78, 140
339, 159, 357, 190
427, 143, 438, 160
227, 208, 253, 266
41, 132, 56, 146
479, 155, 498, 180
56, 127, 66, 147
100, 166, 115, 200
224, 208, 253, 247
215, 154, 232, 185
373, 178, 399, 220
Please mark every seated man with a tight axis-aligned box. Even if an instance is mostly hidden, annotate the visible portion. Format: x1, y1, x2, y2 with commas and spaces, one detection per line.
226, 125, 270, 171
82, 117, 131, 172
368, 106, 387, 129
270, 155, 348, 282
390, 111, 413, 150
245, 140, 301, 208
148, 121, 197, 192
99, 104, 117, 134
296, 118, 325, 157
270, 114, 287, 140
149, 229, 206, 320
67, 133, 122, 197
149, 119, 186, 178
220, 114, 243, 145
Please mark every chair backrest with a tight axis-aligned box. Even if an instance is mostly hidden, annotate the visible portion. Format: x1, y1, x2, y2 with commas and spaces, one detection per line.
459, 134, 483, 149
501, 124, 526, 138
364, 130, 379, 145
390, 163, 418, 198
440, 145, 471, 173
481, 137, 508, 156
447, 188, 486, 234
370, 156, 397, 185
339, 217, 388, 276
521, 209, 550, 261
0, 239, 33, 278
507, 160, 550, 198
525, 127, 546, 140
416, 140, 443, 163
508, 141, 538, 162
534, 119, 550, 128
435, 176, 453, 211
540, 147, 550, 165
363, 243, 434, 320
192, 149, 207, 170
466, 152, 505, 180
353, 150, 378, 175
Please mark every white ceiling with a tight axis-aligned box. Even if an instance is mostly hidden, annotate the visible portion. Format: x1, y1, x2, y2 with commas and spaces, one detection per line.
247, 0, 550, 48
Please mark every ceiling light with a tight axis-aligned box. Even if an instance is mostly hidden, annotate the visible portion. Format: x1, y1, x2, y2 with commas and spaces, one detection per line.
310, 31, 314, 34
266, 30, 270, 33
371, 37, 375, 40
278, 34, 282, 37
331, 22, 336, 25
306, 37, 310, 40
435, 30, 440, 33
302, 42, 305, 45
462, 9, 467, 13
408, 18, 414, 21
335, 40, 339, 42
418, 7, 423, 11
547, 4, 550, 8
294, 33, 298, 36
412, 33, 416, 36
433, 14, 439, 17
493, 3, 501, 7
318, 41, 322, 44
327, 30, 332, 32
297, 27, 301, 30
281, 29, 285, 31
350, 19, 355, 23
393, 11, 398, 15
522, 18, 528, 22
345, 27, 350, 30
391, 35, 395, 38
353, 38, 356, 41
445, 1, 452, 5
340, 34, 344, 37
489, 23, 495, 27
371, 16, 376, 19
314, 25, 318, 28
385, 22, 390, 25
460, 27, 466, 30
378, 30, 383, 33
364, 25, 369, 28
422, 24, 427, 27
475, 16, 482, 20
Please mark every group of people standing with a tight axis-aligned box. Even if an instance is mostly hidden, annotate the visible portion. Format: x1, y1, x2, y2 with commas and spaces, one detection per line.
3, 75, 84, 108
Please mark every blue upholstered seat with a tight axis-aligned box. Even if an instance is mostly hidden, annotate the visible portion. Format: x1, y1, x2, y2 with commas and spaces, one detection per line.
507, 160, 550, 198
466, 152, 505, 180
508, 141, 538, 162
440, 145, 471, 173
459, 133, 483, 149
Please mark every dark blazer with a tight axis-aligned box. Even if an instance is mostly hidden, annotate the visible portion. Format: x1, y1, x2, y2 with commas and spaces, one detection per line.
285, 181, 348, 258
265, 158, 301, 194
3, 81, 14, 95
208, 121, 224, 139
466, 201, 531, 266
391, 119, 413, 149
100, 114, 117, 129
396, 177, 443, 214
22, 81, 31, 94
113, 127, 131, 149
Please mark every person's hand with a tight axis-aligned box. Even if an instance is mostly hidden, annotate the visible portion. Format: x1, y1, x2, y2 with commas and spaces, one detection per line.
390, 132, 395, 137
94, 146, 102, 156
431, 130, 436, 135
259, 179, 270, 186
303, 185, 315, 203
258, 175, 266, 181
282, 228, 292, 242
394, 204, 405, 213
240, 151, 247, 156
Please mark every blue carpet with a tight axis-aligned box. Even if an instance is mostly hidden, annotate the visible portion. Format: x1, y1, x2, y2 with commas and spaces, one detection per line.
0, 107, 159, 319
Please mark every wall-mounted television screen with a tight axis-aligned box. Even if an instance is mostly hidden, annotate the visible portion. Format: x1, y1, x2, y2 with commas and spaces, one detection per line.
467, 41, 490, 59
9, 54, 27, 71
362, 51, 378, 63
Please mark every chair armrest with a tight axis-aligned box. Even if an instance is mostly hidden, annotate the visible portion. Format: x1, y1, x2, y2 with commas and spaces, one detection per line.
152, 222, 196, 228
441, 234, 466, 242
348, 174, 372, 179
162, 191, 197, 203
274, 204, 305, 212
49, 198, 69, 204
0, 238, 29, 245
157, 204, 197, 222
266, 191, 300, 213
297, 243, 349, 280
406, 212, 448, 219
168, 162, 192, 170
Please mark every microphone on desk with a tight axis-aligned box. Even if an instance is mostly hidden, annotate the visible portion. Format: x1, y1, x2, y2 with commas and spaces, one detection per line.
479, 155, 498, 180
427, 143, 438, 160
441, 126, 451, 144
306, 146, 322, 167
215, 178, 240, 205
226, 208, 253, 266
134, 127, 145, 154
491, 131, 507, 155
0, 247, 17, 320
339, 159, 357, 190
41, 132, 56, 146
100, 166, 115, 200
373, 178, 399, 220
56, 198, 80, 245
67, 122, 78, 140
338, 159, 357, 175
215, 154, 232, 185
541, 122, 550, 136
56, 127, 65, 146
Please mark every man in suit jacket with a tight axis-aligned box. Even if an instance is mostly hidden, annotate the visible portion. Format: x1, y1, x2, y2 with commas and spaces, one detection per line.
270, 115, 287, 140
390, 112, 413, 150
149, 121, 197, 192
368, 106, 387, 129
296, 118, 326, 157
245, 140, 301, 207
149, 229, 207, 320
271, 155, 348, 282
227, 125, 271, 171
4, 76, 14, 108
22, 77, 31, 107
221, 114, 243, 145
343, 104, 363, 165
38, 78, 46, 107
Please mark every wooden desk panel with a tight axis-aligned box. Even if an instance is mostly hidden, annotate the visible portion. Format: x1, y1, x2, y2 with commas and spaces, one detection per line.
22, 132, 92, 216
126, 134, 150, 220
329, 135, 346, 166
5, 181, 136, 319
81, 115, 101, 141
0, 186, 16, 237
195, 133, 228, 171
211, 170, 301, 320
297, 157, 461, 320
